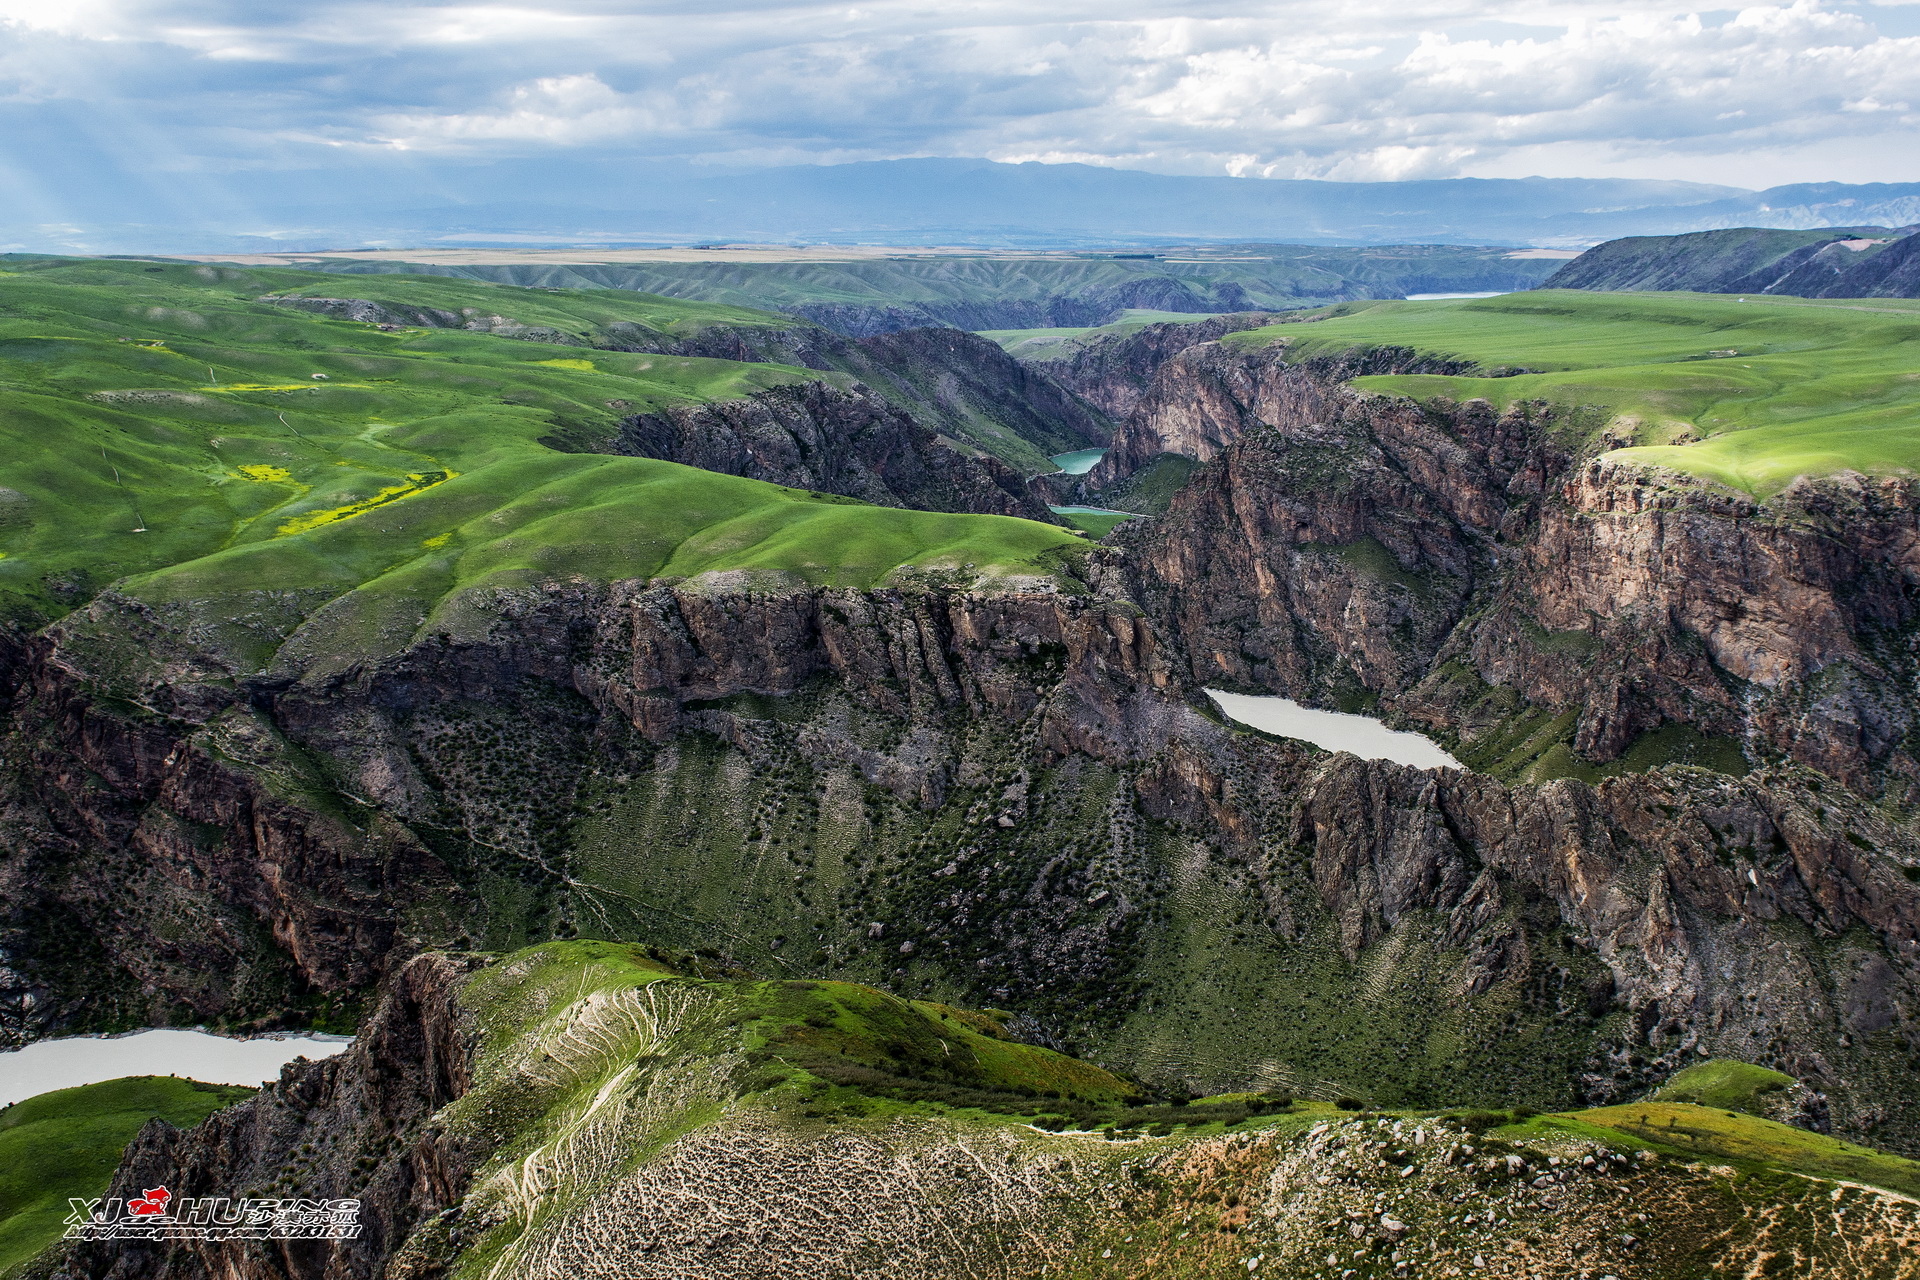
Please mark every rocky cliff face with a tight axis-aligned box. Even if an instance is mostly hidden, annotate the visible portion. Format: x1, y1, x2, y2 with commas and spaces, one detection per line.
1019, 313, 1281, 421
1468, 460, 1920, 785
1086, 339, 1474, 490
640, 322, 1109, 475
51, 952, 480, 1280
1112, 345, 1920, 794
610, 381, 1055, 520
847, 327, 1109, 464
7, 552, 1920, 1152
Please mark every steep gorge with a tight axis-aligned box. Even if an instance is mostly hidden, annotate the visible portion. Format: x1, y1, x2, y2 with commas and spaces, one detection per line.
1105, 342, 1920, 796
4, 296, 1920, 1185
5, 530, 1920, 1152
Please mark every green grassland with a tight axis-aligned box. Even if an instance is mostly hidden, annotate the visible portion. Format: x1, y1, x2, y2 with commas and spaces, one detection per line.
1508, 1056, 1920, 1198
1650, 1057, 1797, 1111
1053, 509, 1132, 538
1227, 290, 1920, 495
0, 260, 1081, 648
256, 271, 800, 345
0, 1076, 256, 1275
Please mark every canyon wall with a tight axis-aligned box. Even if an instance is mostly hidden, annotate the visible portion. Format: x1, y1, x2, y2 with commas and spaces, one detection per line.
5, 555, 1920, 1150
611, 382, 1054, 519
1018, 313, 1281, 421
1086, 341, 1474, 490
1110, 349, 1920, 793
4, 317, 1920, 1163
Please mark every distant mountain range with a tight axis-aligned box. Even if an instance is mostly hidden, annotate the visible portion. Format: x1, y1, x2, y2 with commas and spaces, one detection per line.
1544, 224, 1920, 297
8, 158, 1920, 254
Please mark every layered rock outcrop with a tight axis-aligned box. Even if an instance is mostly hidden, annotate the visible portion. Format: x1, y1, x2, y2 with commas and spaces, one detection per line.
1480, 460, 1920, 781
7, 554, 1920, 1149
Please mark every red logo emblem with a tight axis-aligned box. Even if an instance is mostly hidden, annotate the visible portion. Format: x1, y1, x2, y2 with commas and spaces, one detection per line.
127, 1188, 172, 1217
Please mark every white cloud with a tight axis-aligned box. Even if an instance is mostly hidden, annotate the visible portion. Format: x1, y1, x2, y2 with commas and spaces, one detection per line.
2, 0, 1918, 186
375, 72, 659, 147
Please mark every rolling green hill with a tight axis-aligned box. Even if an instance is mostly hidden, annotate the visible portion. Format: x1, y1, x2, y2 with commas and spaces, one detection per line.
1650, 1058, 1797, 1112
1541, 1102, 1920, 1200
1228, 290, 1920, 494
254, 271, 800, 344
0, 260, 1081, 639
0, 1076, 256, 1276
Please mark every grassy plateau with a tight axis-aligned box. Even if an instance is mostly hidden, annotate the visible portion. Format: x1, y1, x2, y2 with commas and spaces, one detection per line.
0, 259, 1081, 650
1228, 289, 1920, 495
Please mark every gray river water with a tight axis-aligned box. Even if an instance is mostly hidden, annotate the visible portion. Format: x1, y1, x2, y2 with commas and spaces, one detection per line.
0, 1029, 353, 1106
1205, 689, 1462, 770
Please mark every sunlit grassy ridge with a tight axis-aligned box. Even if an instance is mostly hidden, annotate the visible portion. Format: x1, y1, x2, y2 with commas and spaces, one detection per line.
432, 950, 1920, 1279
0, 260, 1080, 641
1226, 290, 1920, 495
1650, 1058, 1797, 1111
1537, 1103, 1920, 1199
0, 1077, 256, 1276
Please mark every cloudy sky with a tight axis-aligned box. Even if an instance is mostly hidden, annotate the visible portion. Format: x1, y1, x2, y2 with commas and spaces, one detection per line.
2, 0, 1917, 210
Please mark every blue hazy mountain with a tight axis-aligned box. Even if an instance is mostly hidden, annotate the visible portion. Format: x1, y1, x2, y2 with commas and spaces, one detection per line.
9, 157, 1920, 253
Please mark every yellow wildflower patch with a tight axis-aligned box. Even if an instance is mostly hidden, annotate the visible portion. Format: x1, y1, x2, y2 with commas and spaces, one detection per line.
235, 465, 294, 482
422, 532, 453, 549
275, 470, 458, 537
206, 382, 373, 393
533, 358, 596, 372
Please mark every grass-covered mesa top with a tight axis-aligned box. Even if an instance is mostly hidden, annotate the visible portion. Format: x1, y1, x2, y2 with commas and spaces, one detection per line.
0, 259, 1080, 644
1226, 290, 1920, 496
